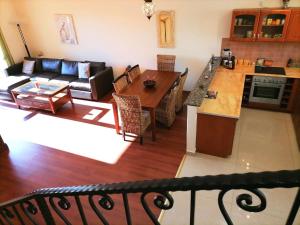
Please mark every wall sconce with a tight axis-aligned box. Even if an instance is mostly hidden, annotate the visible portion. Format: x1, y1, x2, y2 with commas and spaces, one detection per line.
142, 0, 155, 20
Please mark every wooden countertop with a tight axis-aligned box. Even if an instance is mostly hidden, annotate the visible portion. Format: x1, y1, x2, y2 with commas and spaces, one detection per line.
198, 65, 300, 118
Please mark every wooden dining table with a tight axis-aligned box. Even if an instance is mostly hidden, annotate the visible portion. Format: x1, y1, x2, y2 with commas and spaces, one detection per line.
112, 69, 180, 141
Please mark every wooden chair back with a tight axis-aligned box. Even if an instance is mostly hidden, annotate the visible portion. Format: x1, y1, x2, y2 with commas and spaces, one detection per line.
127, 65, 141, 82
113, 74, 129, 93
176, 68, 188, 112
157, 54, 176, 72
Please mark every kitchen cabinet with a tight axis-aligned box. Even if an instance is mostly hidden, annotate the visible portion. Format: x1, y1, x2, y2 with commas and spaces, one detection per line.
286, 9, 300, 42
197, 114, 237, 157
230, 8, 292, 42
242, 76, 298, 112
230, 9, 260, 41
242, 75, 253, 105
257, 9, 291, 42
281, 78, 298, 111
291, 80, 300, 149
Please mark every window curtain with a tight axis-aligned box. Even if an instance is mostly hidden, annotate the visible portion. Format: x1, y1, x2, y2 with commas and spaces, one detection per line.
0, 27, 14, 66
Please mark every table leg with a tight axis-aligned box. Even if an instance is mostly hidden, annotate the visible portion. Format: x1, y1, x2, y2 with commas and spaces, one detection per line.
48, 97, 56, 114
112, 102, 120, 134
11, 92, 20, 109
67, 88, 74, 105
150, 108, 156, 141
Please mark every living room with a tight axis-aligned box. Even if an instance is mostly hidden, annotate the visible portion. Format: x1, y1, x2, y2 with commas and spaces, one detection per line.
1, 0, 300, 224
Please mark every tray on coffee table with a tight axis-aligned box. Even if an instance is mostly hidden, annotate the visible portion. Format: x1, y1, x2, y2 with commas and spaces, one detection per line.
11, 81, 73, 114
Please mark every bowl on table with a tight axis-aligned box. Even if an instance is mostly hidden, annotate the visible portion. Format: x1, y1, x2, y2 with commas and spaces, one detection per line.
143, 79, 156, 88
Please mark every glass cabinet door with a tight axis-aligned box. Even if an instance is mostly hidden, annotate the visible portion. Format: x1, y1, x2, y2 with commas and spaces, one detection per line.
257, 9, 291, 41
230, 10, 260, 41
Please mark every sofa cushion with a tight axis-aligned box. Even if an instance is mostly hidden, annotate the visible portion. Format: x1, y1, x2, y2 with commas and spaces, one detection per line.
85, 61, 105, 76
22, 59, 35, 74
49, 75, 78, 85
61, 60, 78, 76
30, 72, 59, 82
78, 62, 90, 79
41, 58, 62, 73
24, 57, 42, 73
70, 89, 92, 100
0, 76, 30, 91
69, 79, 91, 92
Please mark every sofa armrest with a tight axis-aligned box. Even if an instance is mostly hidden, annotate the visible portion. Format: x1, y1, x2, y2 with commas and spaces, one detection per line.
89, 67, 114, 100
5, 62, 23, 75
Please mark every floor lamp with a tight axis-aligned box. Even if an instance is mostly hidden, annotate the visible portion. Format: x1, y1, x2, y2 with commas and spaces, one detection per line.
17, 23, 31, 57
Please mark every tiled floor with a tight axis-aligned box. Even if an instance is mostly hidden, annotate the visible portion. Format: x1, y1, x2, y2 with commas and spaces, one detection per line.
160, 108, 300, 225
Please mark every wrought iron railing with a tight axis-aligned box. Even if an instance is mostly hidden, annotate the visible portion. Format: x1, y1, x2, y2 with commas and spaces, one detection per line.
0, 170, 299, 225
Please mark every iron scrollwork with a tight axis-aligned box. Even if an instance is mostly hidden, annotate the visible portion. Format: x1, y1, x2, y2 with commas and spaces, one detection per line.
49, 196, 72, 225
0, 208, 14, 225
141, 192, 174, 225
20, 200, 39, 225
218, 189, 267, 225
88, 192, 114, 225
0, 170, 298, 224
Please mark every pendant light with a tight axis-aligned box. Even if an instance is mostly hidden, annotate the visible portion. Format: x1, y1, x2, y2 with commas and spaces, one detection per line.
142, 0, 155, 20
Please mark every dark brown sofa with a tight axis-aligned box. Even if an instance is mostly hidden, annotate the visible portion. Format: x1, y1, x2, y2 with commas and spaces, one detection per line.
2, 57, 114, 101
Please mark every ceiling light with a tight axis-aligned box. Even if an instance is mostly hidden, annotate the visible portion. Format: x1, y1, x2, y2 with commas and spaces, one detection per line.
142, 0, 155, 20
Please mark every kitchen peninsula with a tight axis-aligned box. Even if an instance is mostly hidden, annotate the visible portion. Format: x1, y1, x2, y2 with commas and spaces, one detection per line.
186, 58, 300, 157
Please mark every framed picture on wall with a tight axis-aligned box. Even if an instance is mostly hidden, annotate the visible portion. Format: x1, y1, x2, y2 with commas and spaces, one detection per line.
157, 11, 175, 48
55, 14, 78, 45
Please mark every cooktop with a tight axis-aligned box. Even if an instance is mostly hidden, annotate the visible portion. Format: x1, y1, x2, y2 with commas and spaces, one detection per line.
255, 66, 286, 75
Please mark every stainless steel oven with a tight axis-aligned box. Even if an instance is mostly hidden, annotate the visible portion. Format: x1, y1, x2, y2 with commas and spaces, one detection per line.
249, 76, 286, 105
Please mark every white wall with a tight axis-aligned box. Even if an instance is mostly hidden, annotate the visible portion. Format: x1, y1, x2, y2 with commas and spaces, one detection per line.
1, 0, 300, 90
0, 0, 26, 63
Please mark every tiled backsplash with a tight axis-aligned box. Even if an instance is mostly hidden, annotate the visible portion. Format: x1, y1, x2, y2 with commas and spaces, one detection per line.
221, 38, 300, 67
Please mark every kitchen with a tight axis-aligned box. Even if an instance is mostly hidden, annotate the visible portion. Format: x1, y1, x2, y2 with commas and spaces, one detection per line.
185, 7, 300, 157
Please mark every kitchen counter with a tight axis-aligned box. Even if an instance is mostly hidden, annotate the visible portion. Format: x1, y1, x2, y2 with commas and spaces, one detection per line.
186, 62, 300, 157
185, 57, 221, 107
197, 65, 300, 119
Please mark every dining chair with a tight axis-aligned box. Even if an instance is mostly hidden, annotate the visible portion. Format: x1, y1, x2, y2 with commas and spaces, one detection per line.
112, 66, 132, 93
112, 93, 151, 145
157, 54, 176, 72
127, 64, 141, 82
155, 85, 179, 127
176, 68, 189, 112
113, 74, 129, 94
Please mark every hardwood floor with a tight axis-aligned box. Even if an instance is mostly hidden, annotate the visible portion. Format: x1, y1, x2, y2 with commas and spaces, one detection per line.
0, 92, 187, 224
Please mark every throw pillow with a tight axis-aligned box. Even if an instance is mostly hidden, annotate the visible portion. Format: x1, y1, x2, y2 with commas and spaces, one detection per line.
78, 62, 90, 79
22, 60, 35, 74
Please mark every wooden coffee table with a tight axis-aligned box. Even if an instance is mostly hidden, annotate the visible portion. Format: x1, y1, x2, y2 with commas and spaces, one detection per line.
11, 81, 73, 114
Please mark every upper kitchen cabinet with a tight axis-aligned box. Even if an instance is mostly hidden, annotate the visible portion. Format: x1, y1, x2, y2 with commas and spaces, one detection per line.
286, 9, 300, 42
230, 9, 260, 41
230, 8, 295, 42
257, 9, 291, 42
